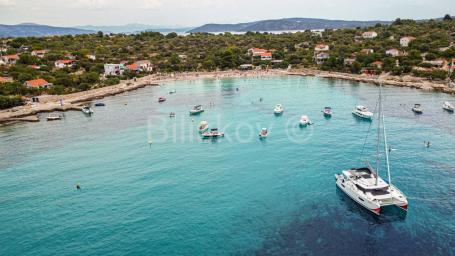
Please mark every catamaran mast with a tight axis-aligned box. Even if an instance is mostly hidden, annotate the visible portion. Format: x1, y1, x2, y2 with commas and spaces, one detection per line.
375, 84, 382, 186
381, 85, 392, 187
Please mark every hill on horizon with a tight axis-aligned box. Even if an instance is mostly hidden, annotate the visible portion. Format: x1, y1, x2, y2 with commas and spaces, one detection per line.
188, 17, 392, 33
0, 24, 94, 38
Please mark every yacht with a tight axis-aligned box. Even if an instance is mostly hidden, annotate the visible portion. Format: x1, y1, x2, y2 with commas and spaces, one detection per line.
202, 128, 224, 139
299, 115, 311, 126
352, 105, 373, 120
158, 97, 166, 102
259, 128, 268, 138
198, 121, 209, 133
412, 104, 423, 114
81, 106, 93, 115
323, 107, 333, 117
442, 101, 454, 112
46, 114, 61, 121
336, 85, 408, 216
274, 104, 284, 115
189, 105, 204, 115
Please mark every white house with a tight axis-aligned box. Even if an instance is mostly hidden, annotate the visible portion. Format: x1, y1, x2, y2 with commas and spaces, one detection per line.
386, 48, 401, 57
344, 58, 356, 65
55, 60, 75, 69
315, 52, 330, 64
86, 54, 96, 60
1, 54, 19, 65
400, 36, 416, 47
104, 64, 125, 76
314, 44, 329, 51
362, 31, 378, 39
134, 60, 153, 72
31, 50, 48, 58
361, 48, 374, 54
260, 52, 272, 61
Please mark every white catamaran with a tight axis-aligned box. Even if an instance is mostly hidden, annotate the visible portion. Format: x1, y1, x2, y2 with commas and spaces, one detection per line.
335, 85, 408, 215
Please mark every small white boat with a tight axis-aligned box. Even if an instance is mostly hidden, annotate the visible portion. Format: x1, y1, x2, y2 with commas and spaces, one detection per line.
81, 106, 93, 115
323, 107, 333, 117
412, 104, 423, 114
202, 128, 224, 139
274, 104, 284, 115
189, 105, 204, 115
198, 121, 209, 133
169, 89, 177, 94
259, 128, 268, 138
442, 101, 454, 112
352, 105, 373, 120
299, 115, 311, 126
46, 114, 61, 121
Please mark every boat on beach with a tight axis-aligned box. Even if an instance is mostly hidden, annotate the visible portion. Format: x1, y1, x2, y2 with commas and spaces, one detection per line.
46, 114, 61, 121
299, 115, 311, 126
442, 101, 454, 112
412, 104, 423, 114
198, 121, 209, 133
202, 128, 224, 139
352, 105, 373, 120
274, 104, 284, 115
323, 107, 332, 117
259, 128, 268, 138
336, 85, 408, 216
81, 106, 93, 115
189, 105, 204, 115
158, 97, 166, 102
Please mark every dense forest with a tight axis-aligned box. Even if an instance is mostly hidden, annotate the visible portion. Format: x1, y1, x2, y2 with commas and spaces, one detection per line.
0, 16, 454, 109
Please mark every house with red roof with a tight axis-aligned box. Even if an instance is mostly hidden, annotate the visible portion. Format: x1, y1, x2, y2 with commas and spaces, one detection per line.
386, 48, 401, 57
371, 61, 383, 69
248, 48, 269, 56
125, 63, 140, 72
1, 54, 19, 65
55, 59, 75, 69
25, 79, 52, 89
0, 77, 13, 83
314, 44, 329, 52
260, 52, 272, 61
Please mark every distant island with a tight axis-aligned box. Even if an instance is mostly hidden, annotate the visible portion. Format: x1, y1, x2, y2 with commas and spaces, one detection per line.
0, 23, 94, 38
188, 18, 392, 33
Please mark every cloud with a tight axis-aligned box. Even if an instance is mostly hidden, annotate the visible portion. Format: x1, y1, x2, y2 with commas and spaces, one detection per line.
73, 0, 110, 9
143, 0, 161, 9
0, 0, 15, 7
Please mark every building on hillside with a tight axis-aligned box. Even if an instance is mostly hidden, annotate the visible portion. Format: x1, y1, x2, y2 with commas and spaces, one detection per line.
422, 60, 445, 68
400, 36, 416, 47
315, 52, 330, 64
371, 61, 383, 69
248, 48, 269, 56
386, 48, 401, 57
178, 54, 187, 60
311, 30, 323, 37
55, 60, 75, 69
86, 54, 96, 60
361, 48, 374, 54
314, 44, 329, 52
19, 45, 30, 52
31, 50, 48, 58
0, 76, 13, 83
295, 42, 310, 49
125, 63, 140, 72
362, 31, 378, 39
134, 60, 153, 72
64, 53, 76, 60
239, 64, 254, 70
25, 79, 52, 89
344, 58, 356, 65
104, 64, 125, 76
260, 52, 272, 61
1, 54, 19, 65
29, 65, 41, 70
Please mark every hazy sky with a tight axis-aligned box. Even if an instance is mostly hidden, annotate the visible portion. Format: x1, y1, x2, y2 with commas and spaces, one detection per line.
0, 0, 454, 27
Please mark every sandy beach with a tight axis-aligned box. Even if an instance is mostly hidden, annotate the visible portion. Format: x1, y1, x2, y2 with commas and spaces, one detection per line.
0, 68, 453, 124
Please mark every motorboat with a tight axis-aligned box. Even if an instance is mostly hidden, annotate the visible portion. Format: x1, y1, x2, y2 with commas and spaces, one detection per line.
412, 104, 423, 114
81, 106, 93, 115
442, 101, 454, 112
323, 107, 332, 117
94, 102, 105, 107
169, 89, 177, 94
259, 128, 268, 138
169, 112, 175, 118
46, 114, 61, 121
352, 105, 373, 120
189, 105, 204, 115
158, 97, 166, 102
274, 104, 284, 115
198, 121, 209, 133
299, 115, 311, 126
202, 128, 224, 139
336, 84, 407, 216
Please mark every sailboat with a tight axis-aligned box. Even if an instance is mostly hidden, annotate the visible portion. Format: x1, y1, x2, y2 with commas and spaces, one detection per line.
335, 85, 408, 215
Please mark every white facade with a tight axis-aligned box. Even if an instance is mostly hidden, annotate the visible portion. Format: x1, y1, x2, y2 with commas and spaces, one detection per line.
104, 64, 125, 76
314, 44, 329, 51
362, 31, 378, 39
400, 37, 416, 47
386, 49, 401, 57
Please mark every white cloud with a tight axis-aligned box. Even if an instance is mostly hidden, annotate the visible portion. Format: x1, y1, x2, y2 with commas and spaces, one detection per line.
143, 0, 161, 9
0, 0, 15, 7
73, 0, 110, 9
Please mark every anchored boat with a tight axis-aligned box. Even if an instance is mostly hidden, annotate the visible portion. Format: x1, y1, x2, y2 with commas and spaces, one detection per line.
202, 128, 224, 139
198, 121, 209, 133
323, 107, 332, 117
442, 101, 454, 112
190, 105, 204, 115
259, 128, 268, 139
46, 114, 61, 121
352, 105, 373, 120
299, 115, 311, 126
81, 106, 93, 115
158, 97, 166, 102
412, 104, 423, 114
274, 104, 284, 115
336, 85, 408, 216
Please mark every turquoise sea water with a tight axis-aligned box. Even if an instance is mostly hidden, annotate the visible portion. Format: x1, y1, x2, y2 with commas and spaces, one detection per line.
0, 76, 454, 255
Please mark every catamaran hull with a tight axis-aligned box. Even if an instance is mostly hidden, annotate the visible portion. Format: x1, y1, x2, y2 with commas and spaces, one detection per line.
335, 174, 381, 215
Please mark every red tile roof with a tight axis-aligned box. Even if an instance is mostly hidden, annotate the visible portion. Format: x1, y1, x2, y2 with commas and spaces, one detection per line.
25, 79, 50, 88
55, 60, 74, 64
4, 54, 19, 59
0, 77, 12, 83
260, 52, 272, 57
126, 63, 139, 70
